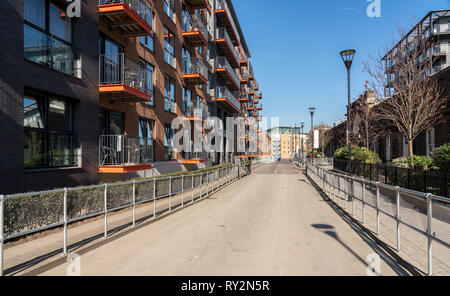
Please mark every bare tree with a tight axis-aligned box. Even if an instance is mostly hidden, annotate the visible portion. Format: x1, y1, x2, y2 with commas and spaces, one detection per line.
351, 90, 385, 150
363, 25, 447, 156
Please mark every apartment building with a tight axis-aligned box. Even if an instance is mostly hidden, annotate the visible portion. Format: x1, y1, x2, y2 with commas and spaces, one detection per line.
267, 127, 309, 160
324, 11, 450, 162
0, 0, 263, 194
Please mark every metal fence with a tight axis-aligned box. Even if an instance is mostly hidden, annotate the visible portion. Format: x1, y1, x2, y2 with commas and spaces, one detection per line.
334, 159, 450, 198
306, 163, 450, 276
0, 164, 250, 276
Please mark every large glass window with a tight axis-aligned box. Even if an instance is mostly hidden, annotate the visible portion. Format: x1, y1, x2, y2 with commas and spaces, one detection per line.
139, 118, 155, 162
183, 87, 192, 117
164, 75, 176, 113
164, 27, 175, 67
164, 124, 174, 160
139, 61, 154, 105
24, 0, 46, 29
164, 0, 175, 21
139, 3, 154, 51
24, 93, 76, 169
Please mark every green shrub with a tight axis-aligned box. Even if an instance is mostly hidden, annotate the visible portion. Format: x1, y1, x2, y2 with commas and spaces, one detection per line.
334, 146, 381, 164
392, 155, 435, 170
432, 143, 450, 172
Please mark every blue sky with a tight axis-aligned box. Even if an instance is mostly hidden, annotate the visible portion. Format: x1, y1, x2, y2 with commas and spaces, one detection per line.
233, 0, 450, 131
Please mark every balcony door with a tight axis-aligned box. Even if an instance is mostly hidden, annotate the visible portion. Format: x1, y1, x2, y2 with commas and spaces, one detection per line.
99, 37, 123, 85
100, 109, 124, 136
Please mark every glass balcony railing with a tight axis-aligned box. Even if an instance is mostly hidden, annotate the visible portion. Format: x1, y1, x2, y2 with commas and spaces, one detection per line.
99, 53, 153, 96
99, 135, 153, 166
182, 57, 208, 78
99, 0, 153, 27
215, 56, 240, 88
24, 24, 81, 77
215, 0, 239, 43
182, 12, 208, 43
216, 27, 240, 66
215, 86, 240, 111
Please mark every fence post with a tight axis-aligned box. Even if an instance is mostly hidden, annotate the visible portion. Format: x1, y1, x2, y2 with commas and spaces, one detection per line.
191, 175, 194, 203
200, 173, 203, 199
169, 176, 172, 212
362, 182, 366, 225
181, 175, 184, 207
0, 195, 4, 276
63, 188, 68, 255
153, 178, 156, 218
376, 182, 380, 236
132, 181, 136, 227
351, 178, 355, 216
238, 166, 240, 180
396, 186, 401, 252
104, 184, 108, 238
427, 193, 433, 276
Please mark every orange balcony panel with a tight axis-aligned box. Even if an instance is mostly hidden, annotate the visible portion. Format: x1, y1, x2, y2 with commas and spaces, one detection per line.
183, 116, 204, 121
215, 39, 239, 68
215, 9, 240, 46
256, 107, 262, 110
182, 31, 207, 47
181, 159, 208, 164
238, 97, 248, 102
240, 78, 248, 84
247, 107, 254, 111
215, 68, 239, 90
98, 84, 152, 102
254, 99, 259, 104
240, 60, 248, 66
248, 91, 255, 96
249, 76, 254, 80
183, 73, 207, 85
98, 3, 152, 37
99, 164, 152, 174
216, 97, 240, 113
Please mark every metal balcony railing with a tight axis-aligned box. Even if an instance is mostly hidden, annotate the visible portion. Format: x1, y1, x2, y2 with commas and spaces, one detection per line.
182, 11, 208, 42
99, 53, 152, 95
214, 86, 240, 111
215, 56, 240, 88
182, 57, 208, 78
182, 152, 209, 160
99, 0, 153, 26
216, 27, 240, 65
99, 135, 153, 166
24, 24, 81, 78
248, 61, 254, 77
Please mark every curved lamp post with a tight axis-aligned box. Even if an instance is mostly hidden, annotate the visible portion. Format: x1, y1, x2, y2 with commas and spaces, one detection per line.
340, 49, 356, 163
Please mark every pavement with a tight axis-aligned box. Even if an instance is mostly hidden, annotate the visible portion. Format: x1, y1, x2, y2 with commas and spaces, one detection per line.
33, 161, 410, 276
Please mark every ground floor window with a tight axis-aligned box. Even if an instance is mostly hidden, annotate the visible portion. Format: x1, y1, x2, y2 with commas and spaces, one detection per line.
24, 93, 77, 169
164, 124, 174, 161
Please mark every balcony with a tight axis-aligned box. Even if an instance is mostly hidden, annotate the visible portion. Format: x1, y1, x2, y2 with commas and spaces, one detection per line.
99, 53, 153, 102
183, 57, 208, 85
215, 0, 240, 46
238, 89, 248, 102
216, 27, 240, 68
24, 24, 81, 78
215, 57, 240, 90
240, 69, 248, 84
99, 135, 153, 173
213, 86, 240, 113
182, 104, 209, 121
182, 12, 208, 47
248, 62, 254, 80
98, 0, 153, 37
181, 152, 209, 164
254, 81, 259, 91
184, 0, 211, 10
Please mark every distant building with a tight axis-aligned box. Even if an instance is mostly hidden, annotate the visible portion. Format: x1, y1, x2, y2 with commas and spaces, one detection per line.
267, 127, 309, 160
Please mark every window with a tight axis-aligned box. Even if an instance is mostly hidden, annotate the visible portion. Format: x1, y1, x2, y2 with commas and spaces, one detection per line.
164, 124, 174, 160
182, 47, 191, 73
139, 61, 154, 103
99, 109, 124, 136
164, 75, 176, 113
139, 3, 154, 51
183, 87, 192, 117
164, 0, 175, 21
426, 128, 435, 157
139, 118, 155, 162
24, 0, 75, 76
164, 27, 175, 67
24, 93, 76, 169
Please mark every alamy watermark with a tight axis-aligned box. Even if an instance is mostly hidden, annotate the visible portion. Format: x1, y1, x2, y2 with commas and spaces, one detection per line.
66, 0, 81, 18
366, 0, 381, 18
366, 253, 381, 276
66, 253, 81, 276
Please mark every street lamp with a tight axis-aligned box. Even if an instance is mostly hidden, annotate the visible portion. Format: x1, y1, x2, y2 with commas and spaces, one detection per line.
340, 49, 356, 163
309, 107, 316, 154
300, 122, 305, 163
